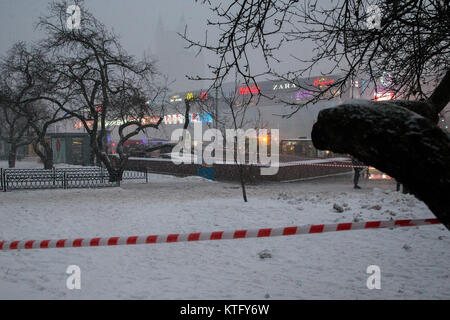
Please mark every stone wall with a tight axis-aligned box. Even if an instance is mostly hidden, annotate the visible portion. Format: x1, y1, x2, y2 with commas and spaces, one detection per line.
112, 156, 353, 182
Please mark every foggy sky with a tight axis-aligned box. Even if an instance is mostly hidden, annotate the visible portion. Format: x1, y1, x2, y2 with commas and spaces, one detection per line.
0, 0, 211, 90
0, 0, 322, 92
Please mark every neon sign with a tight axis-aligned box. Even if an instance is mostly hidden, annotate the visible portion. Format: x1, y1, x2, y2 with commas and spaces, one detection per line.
170, 95, 182, 103
239, 85, 260, 95
170, 91, 209, 103
313, 77, 335, 88
74, 112, 213, 129
295, 90, 313, 100
163, 112, 212, 124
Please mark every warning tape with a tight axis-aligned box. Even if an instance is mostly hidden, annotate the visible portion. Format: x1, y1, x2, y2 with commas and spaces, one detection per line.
0, 218, 440, 251
283, 161, 368, 168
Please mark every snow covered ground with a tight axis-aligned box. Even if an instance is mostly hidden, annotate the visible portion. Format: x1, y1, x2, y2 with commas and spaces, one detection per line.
0, 160, 449, 299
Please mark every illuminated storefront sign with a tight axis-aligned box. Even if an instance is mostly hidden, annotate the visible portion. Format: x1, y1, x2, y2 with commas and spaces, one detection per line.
239, 85, 260, 95
74, 119, 125, 129
74, 121, 86, 129
374, 91, 395, 101
170, 91, 208, 102
273, 83, 297, 90
170, 95, 182, 103
74, 112, 213, 129
162, 112, 212, 124
313, 77, 335, 88
295, 89, 314, 100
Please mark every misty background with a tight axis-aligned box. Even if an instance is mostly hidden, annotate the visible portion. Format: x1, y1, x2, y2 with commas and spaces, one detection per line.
0, 0, 340, 141
0, 0, 320, 93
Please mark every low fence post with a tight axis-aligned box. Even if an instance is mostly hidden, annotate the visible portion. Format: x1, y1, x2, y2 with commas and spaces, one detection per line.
1, 168, 3, 192
53, 167, 56, 186
145, 167, 148, 184
2, 169, 6, 192
63, 172, 67, 189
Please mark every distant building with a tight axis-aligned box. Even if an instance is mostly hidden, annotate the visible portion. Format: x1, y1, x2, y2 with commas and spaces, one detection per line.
46, 133, 93, 166
1, 133, 97, 166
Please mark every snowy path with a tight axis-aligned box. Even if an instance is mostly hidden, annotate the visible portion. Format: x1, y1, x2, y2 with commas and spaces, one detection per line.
0, 172, 449, 299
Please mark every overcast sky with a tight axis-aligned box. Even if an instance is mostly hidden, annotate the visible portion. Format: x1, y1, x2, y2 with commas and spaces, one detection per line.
0, 0, 209, 53
0, 0, 321, 91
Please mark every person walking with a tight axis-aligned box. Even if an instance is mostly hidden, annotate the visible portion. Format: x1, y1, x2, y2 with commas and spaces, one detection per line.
351, 156, 364, 189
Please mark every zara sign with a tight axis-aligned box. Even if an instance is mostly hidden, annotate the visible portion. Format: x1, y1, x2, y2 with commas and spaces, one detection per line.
272, 82, 297, 91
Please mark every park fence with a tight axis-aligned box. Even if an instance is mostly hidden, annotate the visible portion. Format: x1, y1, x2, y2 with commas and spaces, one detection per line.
0, 167, 148, 192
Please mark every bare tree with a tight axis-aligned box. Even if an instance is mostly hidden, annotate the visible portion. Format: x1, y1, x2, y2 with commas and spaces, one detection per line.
110, 83, 166, 180
24, 101, 71, 169
0, 92, 34, 168
220, 82, 250, 202
36, 0, 169, 181
183, 1, 449, 108
183, 0, 450, 229
190, 75, 271, 201
1, 42, 73, 169
0, 44, 46, 168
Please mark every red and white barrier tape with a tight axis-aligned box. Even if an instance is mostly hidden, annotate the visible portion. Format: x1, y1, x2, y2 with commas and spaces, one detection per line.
283, 161, 368, 168
0, 218, 440, 251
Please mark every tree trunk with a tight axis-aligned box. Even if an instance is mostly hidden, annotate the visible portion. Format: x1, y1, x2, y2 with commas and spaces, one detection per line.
238, 165, 248, 202
8, 144, 17, 168
109, 167, 125, 182
32, 139, 54, 170
107, 153, 127, 183
89, 135, 124, 183
42, 141, 54, 170
311, 101, 450, 230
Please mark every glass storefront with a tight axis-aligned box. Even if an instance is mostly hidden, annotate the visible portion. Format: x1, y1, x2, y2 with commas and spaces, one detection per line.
281, 139, 317, 158
280, 139, 341, 159
72, 138, 84, 165
52, 138, 66, 163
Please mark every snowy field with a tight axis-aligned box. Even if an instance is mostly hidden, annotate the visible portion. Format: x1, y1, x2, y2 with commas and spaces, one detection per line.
0, 160, 449, 299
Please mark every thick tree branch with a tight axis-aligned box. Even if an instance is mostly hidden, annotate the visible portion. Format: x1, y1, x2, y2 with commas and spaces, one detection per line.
312, 101, 450, 230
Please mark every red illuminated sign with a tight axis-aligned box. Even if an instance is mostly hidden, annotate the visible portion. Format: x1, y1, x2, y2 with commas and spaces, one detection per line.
313, 77, 335, 88
239, 85, 260, 95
